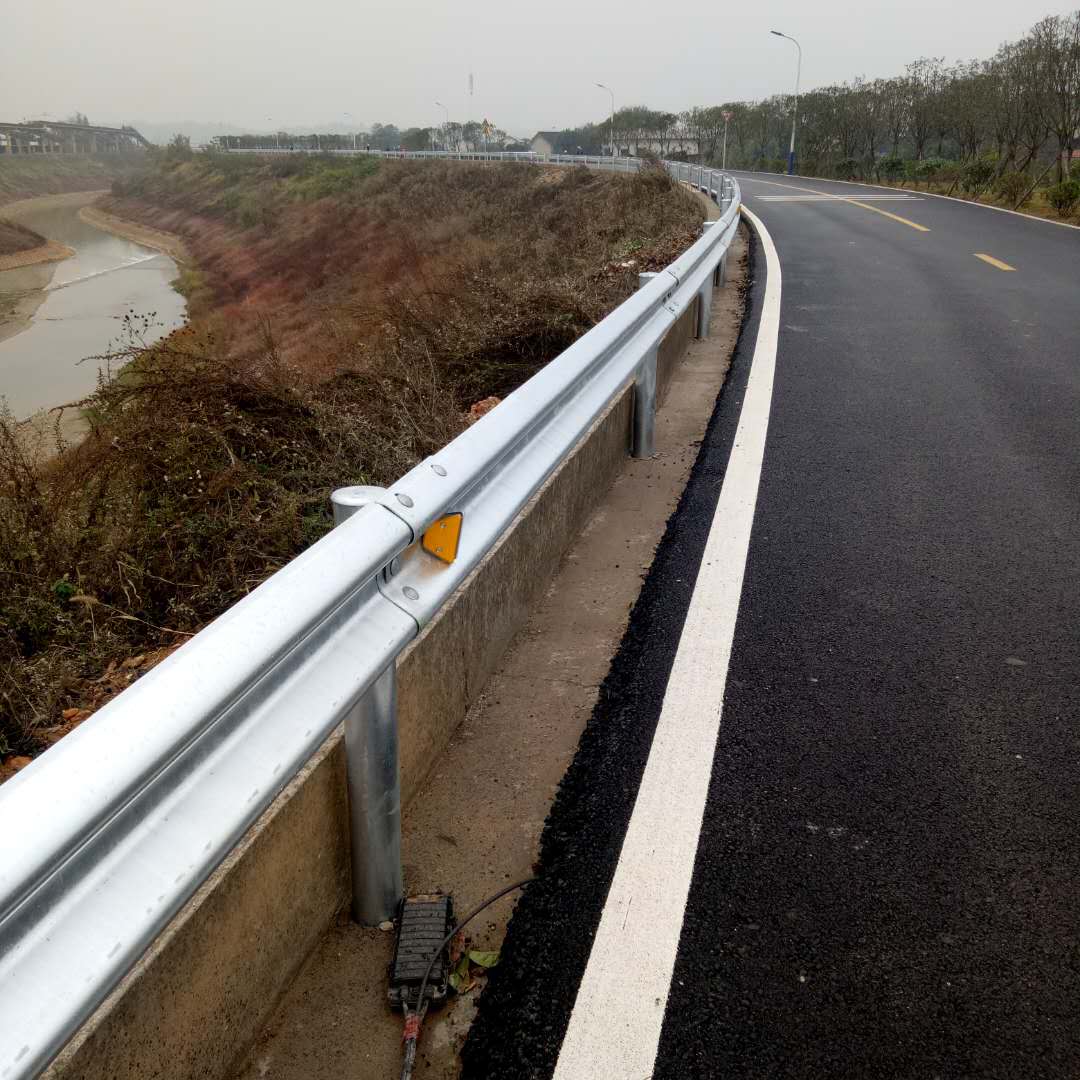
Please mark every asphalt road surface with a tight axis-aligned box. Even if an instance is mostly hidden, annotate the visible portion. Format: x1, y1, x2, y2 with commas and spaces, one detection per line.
462, 173, 1080, 1079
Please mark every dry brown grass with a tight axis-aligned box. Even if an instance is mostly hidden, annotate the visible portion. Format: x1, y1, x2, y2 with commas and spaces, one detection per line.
0, 153, 704, 761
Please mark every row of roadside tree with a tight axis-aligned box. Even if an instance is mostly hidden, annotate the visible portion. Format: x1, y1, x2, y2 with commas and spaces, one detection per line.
548, 11, 1080, 213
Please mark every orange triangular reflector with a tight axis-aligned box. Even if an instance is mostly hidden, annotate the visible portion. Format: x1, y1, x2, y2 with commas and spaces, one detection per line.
422, 513, 463, 564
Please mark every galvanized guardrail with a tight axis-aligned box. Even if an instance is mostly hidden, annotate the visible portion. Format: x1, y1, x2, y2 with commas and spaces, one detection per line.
0, 154, 739, 1079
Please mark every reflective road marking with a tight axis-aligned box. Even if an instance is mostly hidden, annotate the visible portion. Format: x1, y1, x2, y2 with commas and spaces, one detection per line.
746, 176, 931, 232
551, 207, 783, 1080
974, 253, 1017, 271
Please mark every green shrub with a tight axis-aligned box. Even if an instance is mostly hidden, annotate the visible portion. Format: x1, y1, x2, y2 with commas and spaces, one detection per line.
994, 171, 1029, 207
1046, 179, 1080, 218
906, 157, 952, 187
879, 156, 905, 182
163, 134, 193, 164
834, 158, 859, 181
960, 157, 996, 195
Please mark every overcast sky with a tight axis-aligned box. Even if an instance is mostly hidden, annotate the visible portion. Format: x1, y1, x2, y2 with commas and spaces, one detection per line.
1, 0, 1067, 137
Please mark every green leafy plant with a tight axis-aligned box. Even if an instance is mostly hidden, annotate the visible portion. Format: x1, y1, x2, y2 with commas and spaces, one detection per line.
960, 157, 996, 195
1046, 179, 1080, 218
994, 171, 1030, 207
879, 156, 905, 182
51, 580, 77, 603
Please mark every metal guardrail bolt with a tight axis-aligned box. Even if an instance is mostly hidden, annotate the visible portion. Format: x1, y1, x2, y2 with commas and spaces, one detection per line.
402, 587, 420, 601
396, 493, 415, 508
430, 463, 448, 477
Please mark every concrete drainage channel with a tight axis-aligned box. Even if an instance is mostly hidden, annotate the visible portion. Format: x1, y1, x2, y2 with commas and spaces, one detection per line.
229, 222, 750, 1080
8, 173, 744, 1080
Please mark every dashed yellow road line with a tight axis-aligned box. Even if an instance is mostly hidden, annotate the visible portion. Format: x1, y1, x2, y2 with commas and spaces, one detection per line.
974, 253, 1016, 271
846, 199, 930, 232
746, 176, 931, 233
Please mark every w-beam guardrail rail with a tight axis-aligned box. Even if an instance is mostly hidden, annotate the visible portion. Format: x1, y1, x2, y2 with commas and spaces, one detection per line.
0, 153, 739, 1079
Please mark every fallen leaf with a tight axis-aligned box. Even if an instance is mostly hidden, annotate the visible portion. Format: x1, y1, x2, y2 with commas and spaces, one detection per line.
467, 949, 499, 969
449, 954, 474, 993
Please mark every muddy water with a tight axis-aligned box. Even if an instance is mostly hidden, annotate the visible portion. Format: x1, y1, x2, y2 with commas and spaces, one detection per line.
0, 193, 186, 420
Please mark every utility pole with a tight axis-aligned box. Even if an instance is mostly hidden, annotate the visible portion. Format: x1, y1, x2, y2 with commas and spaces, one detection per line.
770, 31, 802, 175
596, 83, 615, 160
722, 110, 733, 170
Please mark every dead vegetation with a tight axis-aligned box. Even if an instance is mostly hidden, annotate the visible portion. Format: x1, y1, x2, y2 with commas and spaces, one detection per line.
0, 152, 703, 764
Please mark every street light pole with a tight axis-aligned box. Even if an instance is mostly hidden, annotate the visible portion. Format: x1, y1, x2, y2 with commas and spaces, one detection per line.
596, 83, 615, 160
436, 101, 449, 152
770, 30, 802, 175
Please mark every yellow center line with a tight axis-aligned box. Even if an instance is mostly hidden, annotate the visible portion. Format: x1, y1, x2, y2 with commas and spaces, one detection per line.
745, 176, 931, 233
845, 199, 931, 232
974, 253, 1016, 271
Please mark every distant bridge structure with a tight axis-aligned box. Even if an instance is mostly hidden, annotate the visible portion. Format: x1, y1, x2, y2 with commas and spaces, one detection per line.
0, 120, 150, 155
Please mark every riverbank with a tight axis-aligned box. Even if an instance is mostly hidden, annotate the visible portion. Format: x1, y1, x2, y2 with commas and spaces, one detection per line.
0, 239, 76, 272
78, 204, 189, 263
0, 152, 146, 207
0, 280, 49, 344
0, 188, 185, 423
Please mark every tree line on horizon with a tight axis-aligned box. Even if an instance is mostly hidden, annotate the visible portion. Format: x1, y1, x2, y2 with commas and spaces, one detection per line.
213, 10, 1079, 207
556, 11, 1080, 186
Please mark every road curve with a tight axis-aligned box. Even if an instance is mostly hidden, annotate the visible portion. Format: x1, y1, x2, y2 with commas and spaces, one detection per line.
462, 172, 1080, 1079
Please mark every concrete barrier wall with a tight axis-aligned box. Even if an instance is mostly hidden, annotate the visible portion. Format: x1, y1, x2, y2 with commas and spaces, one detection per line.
658, 295, 699, 406
44, 298, 702, 1080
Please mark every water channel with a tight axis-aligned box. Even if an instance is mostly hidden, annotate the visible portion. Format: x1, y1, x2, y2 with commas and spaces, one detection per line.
0, 192, 186, 422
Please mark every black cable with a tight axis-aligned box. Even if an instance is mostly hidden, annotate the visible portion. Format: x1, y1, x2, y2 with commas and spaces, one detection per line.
399, 878, 534, 1080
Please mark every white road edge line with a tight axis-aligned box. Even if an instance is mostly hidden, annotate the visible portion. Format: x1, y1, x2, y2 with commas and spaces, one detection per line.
551, 206, 782, 1080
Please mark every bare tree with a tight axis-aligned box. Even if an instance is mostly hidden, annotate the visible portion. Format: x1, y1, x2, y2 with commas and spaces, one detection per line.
1030, 13, 1080, 179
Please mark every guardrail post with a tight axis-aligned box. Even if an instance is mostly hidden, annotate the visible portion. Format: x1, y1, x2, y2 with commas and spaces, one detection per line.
632, 273, 659, 458
331, 487, 404, 925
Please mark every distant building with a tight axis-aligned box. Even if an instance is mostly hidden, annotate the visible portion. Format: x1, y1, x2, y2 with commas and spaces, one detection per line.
530, 132, 561, 156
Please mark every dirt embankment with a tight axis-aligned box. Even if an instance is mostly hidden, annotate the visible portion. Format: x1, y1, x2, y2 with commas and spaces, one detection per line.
0, 218, 46, 256
78, 204, 189, 263
0, 217, 74, 271
0, 152, 147, 208
0, 151, 706, 770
